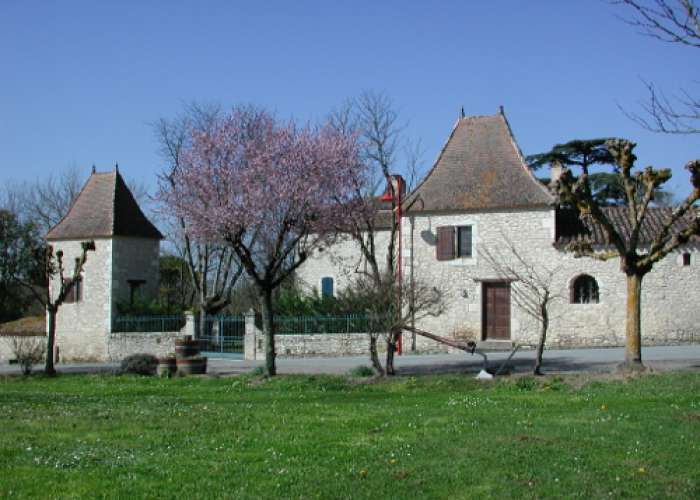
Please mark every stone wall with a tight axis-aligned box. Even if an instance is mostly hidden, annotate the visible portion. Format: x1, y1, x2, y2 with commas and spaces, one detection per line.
0, 336, 46, 363
106, 331, 181, 362
249, 329, 416, 360
49, 238, 113, 361
47, 236, 161, 362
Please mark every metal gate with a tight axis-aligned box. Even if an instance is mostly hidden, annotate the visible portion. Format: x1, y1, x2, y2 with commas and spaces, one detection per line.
198, 315, 245, 358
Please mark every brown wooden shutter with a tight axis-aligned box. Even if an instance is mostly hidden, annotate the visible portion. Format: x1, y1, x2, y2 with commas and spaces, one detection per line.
436, 226, 455, 261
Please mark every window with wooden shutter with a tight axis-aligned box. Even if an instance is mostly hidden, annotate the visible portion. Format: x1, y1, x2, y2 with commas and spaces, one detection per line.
436, 226, 455, 261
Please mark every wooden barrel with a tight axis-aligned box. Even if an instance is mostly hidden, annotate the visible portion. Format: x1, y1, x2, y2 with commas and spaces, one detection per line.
176, 356, 207, 375
174, 338, 201, 358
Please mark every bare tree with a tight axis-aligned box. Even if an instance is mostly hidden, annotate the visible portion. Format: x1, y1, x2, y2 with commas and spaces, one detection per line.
615, 0, 700, 134
10, 240, 95, 376
480, 236, 565, 375
338, 273, 445, 376
540, 138, 700, 370
328, 91, 425, 374
153, 102, 244, 332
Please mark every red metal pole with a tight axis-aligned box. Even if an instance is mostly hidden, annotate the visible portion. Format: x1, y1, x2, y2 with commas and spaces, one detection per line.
396, 177, 402, 355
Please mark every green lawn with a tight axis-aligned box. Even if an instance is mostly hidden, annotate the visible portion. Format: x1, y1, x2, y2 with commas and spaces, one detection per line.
0, 371, 699, 499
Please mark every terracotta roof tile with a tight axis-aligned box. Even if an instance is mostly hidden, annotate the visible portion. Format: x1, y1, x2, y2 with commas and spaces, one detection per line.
46, 170, 162, 240
404, 111, 553, 212
555, 207, 699, 248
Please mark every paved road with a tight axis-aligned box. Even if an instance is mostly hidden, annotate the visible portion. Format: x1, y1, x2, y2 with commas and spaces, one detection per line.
2, 345, 699, 377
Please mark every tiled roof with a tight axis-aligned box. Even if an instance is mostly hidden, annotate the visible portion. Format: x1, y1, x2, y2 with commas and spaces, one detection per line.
46, 170, 162, 240
555, 207, 699, 248
404, 110, 553, 212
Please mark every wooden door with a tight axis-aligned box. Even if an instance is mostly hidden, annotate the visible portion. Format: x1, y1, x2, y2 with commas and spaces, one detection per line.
482, 282, 511, 340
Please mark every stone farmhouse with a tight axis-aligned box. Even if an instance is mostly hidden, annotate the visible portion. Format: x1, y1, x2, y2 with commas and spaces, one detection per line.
8, 110, 695, 364
297, 109, 700, 350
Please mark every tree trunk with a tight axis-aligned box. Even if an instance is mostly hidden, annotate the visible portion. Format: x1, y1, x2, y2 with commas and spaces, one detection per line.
385, 329, 399, 376
45, 306, 57, 376
623, 272, 645, 370
369, 334, 385, 376
259, 288, 276, 376
198, 307, 207, 339
533, 304, 549, 376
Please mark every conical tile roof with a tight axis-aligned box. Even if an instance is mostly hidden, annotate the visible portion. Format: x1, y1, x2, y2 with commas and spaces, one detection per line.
46, 169, 162, 240
404, 110, 553, 212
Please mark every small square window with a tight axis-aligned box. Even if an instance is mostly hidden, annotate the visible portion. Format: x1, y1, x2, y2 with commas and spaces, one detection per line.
682, 253, 691, 266
457, 226, 472, 258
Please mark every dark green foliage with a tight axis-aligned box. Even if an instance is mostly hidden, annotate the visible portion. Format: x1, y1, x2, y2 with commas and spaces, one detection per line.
159, 254, 195, 311
119, 354, 159, 376
588, 172, 674, 206
116, 298, 185, 315
529, 139, 673, 206
274, 286, 347, 316
0, 210, 44, 322
527, 138, 615, 171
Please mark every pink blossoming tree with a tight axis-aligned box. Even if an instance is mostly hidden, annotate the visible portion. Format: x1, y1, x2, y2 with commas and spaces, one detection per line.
158, 106, 369, 375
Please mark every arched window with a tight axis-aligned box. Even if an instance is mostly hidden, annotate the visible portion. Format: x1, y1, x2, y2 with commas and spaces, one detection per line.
571, 275, 599, 304
321, 277, 334, 298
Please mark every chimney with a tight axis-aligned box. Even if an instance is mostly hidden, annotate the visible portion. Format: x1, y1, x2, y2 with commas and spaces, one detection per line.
380, 174, 407, 202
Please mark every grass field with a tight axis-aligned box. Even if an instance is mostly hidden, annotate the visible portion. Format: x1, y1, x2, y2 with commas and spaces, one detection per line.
0, 371, 699, 499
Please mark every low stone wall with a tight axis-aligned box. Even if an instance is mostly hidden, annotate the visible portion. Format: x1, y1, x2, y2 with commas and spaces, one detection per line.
106, 332, 181, 362
0, 335, 46, 363
514, 325, 700, 350
254, 331, 424, 360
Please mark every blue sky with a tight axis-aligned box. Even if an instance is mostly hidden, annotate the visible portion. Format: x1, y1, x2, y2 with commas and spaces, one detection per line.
1, 1, 698, 199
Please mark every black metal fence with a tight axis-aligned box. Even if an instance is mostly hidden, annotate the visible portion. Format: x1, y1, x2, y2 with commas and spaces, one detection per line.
112, 315, 185, 333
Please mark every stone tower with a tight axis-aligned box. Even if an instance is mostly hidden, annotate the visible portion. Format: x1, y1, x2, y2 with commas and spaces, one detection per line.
46, 169, 162, 361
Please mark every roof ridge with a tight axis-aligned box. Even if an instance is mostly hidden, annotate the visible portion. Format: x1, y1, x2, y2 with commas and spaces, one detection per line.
110, 169, 119, 235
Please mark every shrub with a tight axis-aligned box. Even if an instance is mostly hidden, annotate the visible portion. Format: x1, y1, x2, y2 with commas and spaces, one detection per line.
349, 365, 374, 378
116, 298, 185, 316
5, 336, 44, 375
120, 353, 158, 376
274, 286, 346, 316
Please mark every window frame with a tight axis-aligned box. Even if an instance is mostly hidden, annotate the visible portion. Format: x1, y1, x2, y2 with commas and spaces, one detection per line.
456, 225, 473, 258
682, 253, 691, 266
570, 274, 600, 304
